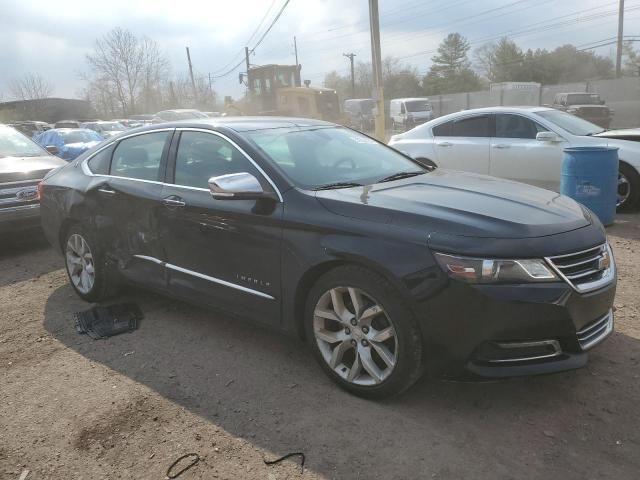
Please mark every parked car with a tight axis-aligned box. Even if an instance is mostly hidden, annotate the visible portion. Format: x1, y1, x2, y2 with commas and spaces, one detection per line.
343, 98, 375, 131
54, 120, 82, 129
111, 119, 144, 129
389, 97, 433, 132
40, 117, 616, 398
550, 92, 613, 129
81, 121, 126, 138
155, 109, 208, 121
33, 128, 103, 161
389, 107, 640, 211
204, 111, 222, 118
0, 125, 67, 232
128, 114, 160, 125
8, 121, 51, 138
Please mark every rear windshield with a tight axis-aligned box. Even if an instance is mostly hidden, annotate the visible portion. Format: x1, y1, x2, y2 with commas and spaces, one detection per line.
0, 127, 47, 157
566, 94, 602, 105
405, 100, 431, 112
60, 130, 103, 144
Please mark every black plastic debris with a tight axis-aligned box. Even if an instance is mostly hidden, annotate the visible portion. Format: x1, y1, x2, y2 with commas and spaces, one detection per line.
74, 302, 142, 339
264, 452, 306, 474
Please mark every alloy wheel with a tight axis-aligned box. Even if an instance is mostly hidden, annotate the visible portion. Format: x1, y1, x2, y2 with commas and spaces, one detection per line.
618, 172, 631, 207
65, 233, 95, 294
313, 286, 398, 386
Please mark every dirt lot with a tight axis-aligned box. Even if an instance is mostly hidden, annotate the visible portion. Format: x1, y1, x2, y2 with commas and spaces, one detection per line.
1, 214, 639, 480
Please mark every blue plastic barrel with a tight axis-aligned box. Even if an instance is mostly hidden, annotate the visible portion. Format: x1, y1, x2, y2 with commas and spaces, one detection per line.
561, 146, 619, 226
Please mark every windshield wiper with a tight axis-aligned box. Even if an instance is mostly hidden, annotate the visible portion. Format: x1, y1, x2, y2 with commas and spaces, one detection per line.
314, 181, 364, 190
378, 171, 426, 183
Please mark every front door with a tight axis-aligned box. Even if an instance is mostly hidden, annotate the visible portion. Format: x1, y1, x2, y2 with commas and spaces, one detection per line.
490, 114, 564, 191
157, 129, 283, 326
431, 114, 492, 174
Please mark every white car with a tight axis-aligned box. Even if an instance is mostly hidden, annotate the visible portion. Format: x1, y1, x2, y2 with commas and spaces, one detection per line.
388, 107, 640, 210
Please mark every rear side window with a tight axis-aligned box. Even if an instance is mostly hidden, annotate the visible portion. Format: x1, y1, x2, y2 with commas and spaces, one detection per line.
432, 121, 452, 136
88, 146, 113, 174
110, 132, 169, 181
451, 116, 491, 137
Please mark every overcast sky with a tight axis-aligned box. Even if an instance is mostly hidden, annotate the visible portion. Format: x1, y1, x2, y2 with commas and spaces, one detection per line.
0, 0, 637, 103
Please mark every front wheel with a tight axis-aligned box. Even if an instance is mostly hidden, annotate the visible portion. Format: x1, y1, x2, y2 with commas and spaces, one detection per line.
305, 266, 423, 399
63, 225, 117, 302
617, 163, 640, 212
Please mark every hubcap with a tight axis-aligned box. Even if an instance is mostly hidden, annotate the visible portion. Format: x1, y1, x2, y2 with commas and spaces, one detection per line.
618, 172, 631, 207
65, 233, 95, 294
313, 287, 398, 386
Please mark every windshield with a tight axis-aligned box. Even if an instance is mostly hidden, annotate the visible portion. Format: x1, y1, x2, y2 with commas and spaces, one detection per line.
0, 127, 48, 157
60, 130, 103, 144
566, 94, 602, 105
246, 126, 425, 189
537, 110, 604, 136
405, 100, 431, 112
99, 122, 125, 131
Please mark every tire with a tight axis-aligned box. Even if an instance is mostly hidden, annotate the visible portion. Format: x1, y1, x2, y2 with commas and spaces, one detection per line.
304, 265, 423, 399
391, 120, 397, 133
617, 162, 640, 212
63, 224, 117, 302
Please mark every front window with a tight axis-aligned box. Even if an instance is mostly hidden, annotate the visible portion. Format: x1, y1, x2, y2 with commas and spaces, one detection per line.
246, 126, 426, 189
495, 114, 548, 139
110, 131, 169, 181
0, 127, 48, 157
566, 94, 602, 105
537, 110, 604, 136
405, 100, 431, 112
59, 130, 103, 144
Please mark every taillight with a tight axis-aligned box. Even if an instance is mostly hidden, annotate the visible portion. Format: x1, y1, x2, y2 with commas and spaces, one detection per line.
37, 181, 44, 200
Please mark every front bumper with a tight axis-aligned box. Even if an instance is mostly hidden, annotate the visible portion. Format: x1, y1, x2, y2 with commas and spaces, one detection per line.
0, 204, 42, 232
418, 277, 616, 378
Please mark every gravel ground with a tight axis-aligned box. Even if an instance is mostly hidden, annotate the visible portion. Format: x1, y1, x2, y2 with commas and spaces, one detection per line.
1, 213, 639, 480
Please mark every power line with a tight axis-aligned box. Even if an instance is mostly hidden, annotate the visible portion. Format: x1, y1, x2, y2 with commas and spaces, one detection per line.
210, 0, 292, 79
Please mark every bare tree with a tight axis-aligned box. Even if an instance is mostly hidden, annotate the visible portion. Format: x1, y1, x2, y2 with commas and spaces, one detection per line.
8, 72, 53, 100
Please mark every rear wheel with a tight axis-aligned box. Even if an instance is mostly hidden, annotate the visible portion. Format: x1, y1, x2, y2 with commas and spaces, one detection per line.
63, 225, 117, 302
617, 163, 640, 212
305, 266, 423, 399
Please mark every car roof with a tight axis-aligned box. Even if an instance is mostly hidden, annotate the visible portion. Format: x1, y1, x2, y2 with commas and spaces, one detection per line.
392, 97, 430, 102
432, 106, 554, 122
129, 116, 336, 133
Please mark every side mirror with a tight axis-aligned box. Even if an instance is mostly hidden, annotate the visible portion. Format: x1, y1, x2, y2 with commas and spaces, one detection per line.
536, 131, 561, 143
45, 145, 59, 155
208, 172, 274, 201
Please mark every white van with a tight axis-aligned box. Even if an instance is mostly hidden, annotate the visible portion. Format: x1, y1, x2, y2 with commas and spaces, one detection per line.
389, 98, 432, 132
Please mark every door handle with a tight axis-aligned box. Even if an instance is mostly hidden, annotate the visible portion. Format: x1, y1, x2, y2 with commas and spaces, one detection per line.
436, 142, 452, 147
163, 196, 186, 208
493, 144, 510, 149
97, 187, 117, 196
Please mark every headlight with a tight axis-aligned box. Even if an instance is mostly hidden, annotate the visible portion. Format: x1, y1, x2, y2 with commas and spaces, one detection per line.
434, 253, 558, 284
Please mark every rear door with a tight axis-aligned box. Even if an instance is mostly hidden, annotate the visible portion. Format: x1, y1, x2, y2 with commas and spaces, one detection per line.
86, 130, 173, 289
431, 114, 492, 174
157, 129, 283, 326
490, 113, 563, 191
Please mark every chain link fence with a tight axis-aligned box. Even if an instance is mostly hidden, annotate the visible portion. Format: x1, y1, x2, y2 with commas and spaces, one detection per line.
428, 77, 640, 129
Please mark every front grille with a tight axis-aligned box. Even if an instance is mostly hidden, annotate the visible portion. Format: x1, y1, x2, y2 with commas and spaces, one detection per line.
576, 309, 613, 350
0, 180, 40, 210
546, 244, 615, 293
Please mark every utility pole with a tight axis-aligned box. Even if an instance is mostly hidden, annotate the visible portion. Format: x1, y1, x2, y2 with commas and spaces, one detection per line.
294, 36, 299, 66
368, 0, 385, 140
616, 0, 625, 78
245, 46, 251, 95
185, 47, 198, 104
343, 53, 356, 98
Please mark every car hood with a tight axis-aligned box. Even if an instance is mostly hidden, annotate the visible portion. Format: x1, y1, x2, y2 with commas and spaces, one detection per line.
570, 104, 608, 109
0, 155, 68, 182
315, 169, 591, 239
594, 129, 640, 141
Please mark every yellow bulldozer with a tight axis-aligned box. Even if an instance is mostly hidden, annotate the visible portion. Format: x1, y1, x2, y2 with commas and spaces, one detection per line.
225, 64, 342, 123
